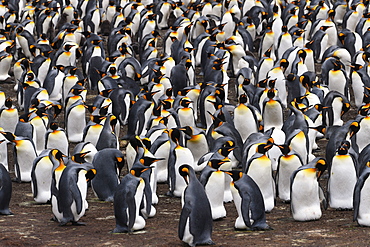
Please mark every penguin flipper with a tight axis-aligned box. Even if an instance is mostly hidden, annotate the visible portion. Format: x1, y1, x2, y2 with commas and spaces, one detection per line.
353, 172, 369, 222
126, 187, 137, 231
31, 166, 38, 199
319, 185, 327, 210
178, 202, 191, 240
239, 190, 253, 228
141, 171, 153, 217
70, 179, 83, 215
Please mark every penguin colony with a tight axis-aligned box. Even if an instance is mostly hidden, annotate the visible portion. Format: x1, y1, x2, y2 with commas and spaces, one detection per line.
1, 0, 370, 245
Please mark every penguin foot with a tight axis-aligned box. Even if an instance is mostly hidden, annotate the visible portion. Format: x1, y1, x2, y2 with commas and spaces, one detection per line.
0, 210, 13, 215
252, 225, 274, 231
11, 177, 22, 183
50, 216, 58, 222
0, 78, 14, 84
335, 208, 353, 211
72, 221, 86, 226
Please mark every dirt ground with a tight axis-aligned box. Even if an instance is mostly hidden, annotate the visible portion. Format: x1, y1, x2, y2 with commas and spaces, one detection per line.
0, 79, 369, 247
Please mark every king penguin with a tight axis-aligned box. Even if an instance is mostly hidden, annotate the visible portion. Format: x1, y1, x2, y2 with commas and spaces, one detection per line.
226, 170, 272, 230
51, 163, 96, 226
327, 141, 357, 210
112, 165, 150, 233
290, 158, 327, 221
178, 164, 214, 247
2, 131, 37, 182
31, 149, 66, 204
275, 144, 304, 202
354, 161, 370, 226
91, 148, 125, 202
0, 163, 12, 215
244, 142, 275, 212
199, 157, 230, 220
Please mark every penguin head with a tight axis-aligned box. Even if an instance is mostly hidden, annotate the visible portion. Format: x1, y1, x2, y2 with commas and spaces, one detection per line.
50, 121, 59, 131
223, 170, 243, 182
337, 140, 350, 155
341, 102, 350, 117
276, 144, 291, 156
130, 166, 151, 177
51, 149, 67, 161
208, 157, 230, 170
71, 151, 91, 164
178, 164, 193, 184
348, 121, 360, 138
315, 158, 327, 179
139, 156, 164, 167
239, 94, 248, 104
179, 126, 193, 138
85, 169, 97, 182
0, 131, 15, 142
169, 128, 182, 145
4, 98, 12, 108
309, 125, 327, 136
256, 140, 274, 154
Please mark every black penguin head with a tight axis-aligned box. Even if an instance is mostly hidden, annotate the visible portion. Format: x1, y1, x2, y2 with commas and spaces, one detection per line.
179, 98, 192, 108
337, 141, 350, 155
309, 125, 326, 136
239, 94, 248, 104
169, 128, 182, 145
129, 135, 144, 151
267, 88, 276, 99
115, 155, 125, 171
341, 102, 350, 116
315, 158, 327, 179
223, 170, 243, 182
139, 156, 164, 167
179, 126, 193, 137
178, 164, 192, 184
51, 149, 66, 161
256, 141, 274, 154
71, 151, 91, 164
85, 169, 97, 182
348, 121, 360, 138
277, 144, 291, 156
4, 98, 12, 108
0, 131, 15, 142
208, 157, 230, 170
50, 121, 59, 131
130, 166, 150, 177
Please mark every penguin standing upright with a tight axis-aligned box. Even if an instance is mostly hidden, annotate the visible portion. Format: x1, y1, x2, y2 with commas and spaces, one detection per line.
0, 163, 12, 215
31, 149, 65, 204
65, 99, 86, 143
168, 128, 194, 197
178, 164, 214, 247
2, 131, 37, 182
275, 144, 304, 202
290, 158, 327, 221
181, 126, 209, 169
91, 148, 124, 202
244, 142, 275, 212
112, 166, 150, 233
51, 163, 96, 226
233, 94, 260, 142
328, 141, 357, 210
45, 122, 69, 156
0, 98, 18, 133
199, 157, 229, 220
226, 170, 272, 230
354, 161, 370, 226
